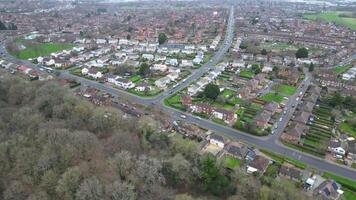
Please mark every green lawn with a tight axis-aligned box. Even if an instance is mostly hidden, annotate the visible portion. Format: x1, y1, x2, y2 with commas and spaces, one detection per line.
259, 93, 284, 103
332, 64, 353, 74
129, 75, 141, 83
128, 87, 162, 97
261, 41, 298, 52
273, 84, 297, 96
223, 155, 241, 169
69, 68, 83, 76
239, 70, 255, 79
344, 189, 356, 200
13, 43, 75, 60
304, 12, 356, 30
339, 122, 356, 137
221, 89, 235, 98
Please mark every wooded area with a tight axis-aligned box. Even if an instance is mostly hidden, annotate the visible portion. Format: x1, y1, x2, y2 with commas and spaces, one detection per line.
0, 75, 310, 200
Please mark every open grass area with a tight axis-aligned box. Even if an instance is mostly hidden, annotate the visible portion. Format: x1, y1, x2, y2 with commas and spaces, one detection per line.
129, 75, 141, 83
344, 189, 356, 200
128, 87, 162, 97
259, 93, 284, 103
239, 70, 255, 79
304, 11, 356, 30
332, 64, 353, 74
164, 94, 185, 110
221, 89, 235, 98
261, 41, 298, 52
69, 68, 82, 76
273, 84, 297, 96
223, 155, 241, 169
339, 122, 356, 137
12, 43, 75, 60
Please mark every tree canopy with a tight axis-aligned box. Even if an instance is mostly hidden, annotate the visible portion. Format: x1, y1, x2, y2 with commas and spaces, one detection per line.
203, 84, 220, 100
0, 20, 7, 30
295, 47, 308, 58
138, 62, 150, 77
0, 75, 311, 200
158, 33, 168, 45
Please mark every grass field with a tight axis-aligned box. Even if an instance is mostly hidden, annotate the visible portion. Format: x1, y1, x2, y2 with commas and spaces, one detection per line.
332, 64, 353, 74
259, 93, 284, 103
164, 94, 184, 109
129, 75, 141, 83
304, 11, 356, 30
339, 122, 356, 137
261, 41, 298, 52
223, 155, 241, 169
13, 43, 75, 60
273, 84, 297, 96
221, 89, 235, 98
239, 70, 255, 79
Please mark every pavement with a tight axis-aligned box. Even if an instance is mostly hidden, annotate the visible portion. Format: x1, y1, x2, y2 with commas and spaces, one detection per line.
1, 6, 356, 180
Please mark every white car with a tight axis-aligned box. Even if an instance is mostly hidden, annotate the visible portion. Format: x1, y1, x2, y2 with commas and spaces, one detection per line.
180, 115, 186, 119
279, 118, 283, 122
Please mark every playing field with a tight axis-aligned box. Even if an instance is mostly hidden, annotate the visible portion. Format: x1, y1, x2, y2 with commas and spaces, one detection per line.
259, 93, 284, 103
332, 64, 353, 74
13, 43, 75, 60
304, 12, 356, 30
273, 84, 296, 96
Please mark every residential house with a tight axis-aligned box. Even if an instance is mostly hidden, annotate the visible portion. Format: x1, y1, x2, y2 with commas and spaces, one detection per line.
247, 155, 270, 174
166, 58, 179, 66
347, 140, 356, 160
193, 57, 203, 65
154, 55, 166, 62
17, 65, 32, 74
87, 68, 103, 79
192, 103, 213, 115
152, 64, 168, 72
236, 86, 252, 99
253, 110, 271, 129
293, 111, 311, 125
213, 108, 237, 123
167, 72, 179, 81
181, 60, 193, 68
224, 142, 249, 160
180, 95, 192, 106
298, 101, 315, 113
279, 164, 303, 181
281, 122, 307, 144
313, 180, 343, 200
142, 54, 154, 61
328, 139, 347, 157
209, 134, 225, 148
188, 84, 201, 96
135, 83, 151, 92
155, 77, 171, 88
303, 93, 319, 104
263, 102, 279, 114
277, 68, 300, 86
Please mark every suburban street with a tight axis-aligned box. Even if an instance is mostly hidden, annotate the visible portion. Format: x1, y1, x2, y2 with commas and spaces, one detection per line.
1, 6, 356, 180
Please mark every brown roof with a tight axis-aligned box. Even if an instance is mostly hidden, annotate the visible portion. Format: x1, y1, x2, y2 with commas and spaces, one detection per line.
293, 111, 311, 124
285, 122, 307, 139
249, 155, 270, 172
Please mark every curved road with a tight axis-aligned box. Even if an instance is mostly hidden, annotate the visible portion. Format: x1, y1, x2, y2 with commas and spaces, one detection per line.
1, 6, 356, 180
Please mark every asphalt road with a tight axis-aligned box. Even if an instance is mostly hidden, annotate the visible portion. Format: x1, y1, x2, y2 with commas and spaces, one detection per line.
1, 6, 356, 180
